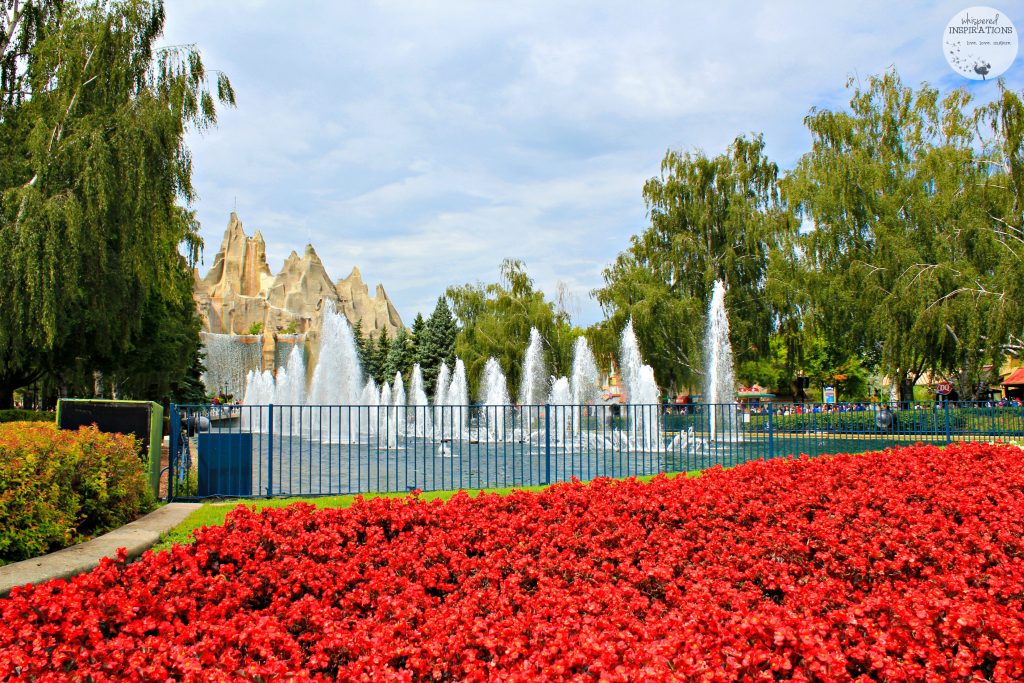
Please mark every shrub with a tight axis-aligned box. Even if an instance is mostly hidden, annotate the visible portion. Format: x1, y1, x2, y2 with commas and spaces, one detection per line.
0, 409, 54, 423
746, 406, 1024, 436
0, 422, 154, 564
2, 442, 1023, 680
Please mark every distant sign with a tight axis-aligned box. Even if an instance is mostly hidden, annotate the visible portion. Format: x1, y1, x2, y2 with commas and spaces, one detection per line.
936, 380, 953, 396
823, 386, 837, 404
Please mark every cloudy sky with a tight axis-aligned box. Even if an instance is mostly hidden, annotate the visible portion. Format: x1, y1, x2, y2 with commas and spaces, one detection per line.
162, 1, 1023, 326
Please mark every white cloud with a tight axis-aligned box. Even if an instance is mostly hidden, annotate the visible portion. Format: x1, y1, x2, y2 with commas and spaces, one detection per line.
163, 0, 1024, 326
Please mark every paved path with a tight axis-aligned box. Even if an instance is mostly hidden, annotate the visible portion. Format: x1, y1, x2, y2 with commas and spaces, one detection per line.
0, 502, 201, 597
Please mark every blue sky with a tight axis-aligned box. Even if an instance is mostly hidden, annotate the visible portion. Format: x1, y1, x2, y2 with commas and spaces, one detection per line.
162, 1, 1023, 326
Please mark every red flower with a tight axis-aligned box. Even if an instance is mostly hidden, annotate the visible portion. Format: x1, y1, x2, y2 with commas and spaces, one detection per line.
2, 442, 1024, 681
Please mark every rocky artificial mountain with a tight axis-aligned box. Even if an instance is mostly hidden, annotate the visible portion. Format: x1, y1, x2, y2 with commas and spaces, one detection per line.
195, 213, 403, 340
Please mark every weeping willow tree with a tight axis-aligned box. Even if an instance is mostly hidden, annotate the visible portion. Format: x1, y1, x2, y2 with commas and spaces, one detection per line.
786, 71, 1023, 400
0, 0, 233, 407
447, 259, 576, 401
594, 135, 798, 393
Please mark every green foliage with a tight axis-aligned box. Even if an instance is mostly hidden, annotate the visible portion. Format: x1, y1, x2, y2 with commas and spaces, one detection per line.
247, 322, 264, 336
0, 421, 155, 563
171, 343, 208, 405
351, 319, 376, 380
410, 313, 427, 370
743, 406, 1020, 436
448, 259, 575, 400
594, 135, 797, 393
418, 297, 458, 396
591, 71, 1024, 400
372, 328, 392, 385
785, 70, 1020, 400
0, 409, 54, 423
0, 0, 233, 407
281, 320, 299, 334
383, 327, 415, 383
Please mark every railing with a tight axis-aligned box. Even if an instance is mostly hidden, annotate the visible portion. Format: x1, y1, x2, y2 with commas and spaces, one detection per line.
167, 401, 1024, 500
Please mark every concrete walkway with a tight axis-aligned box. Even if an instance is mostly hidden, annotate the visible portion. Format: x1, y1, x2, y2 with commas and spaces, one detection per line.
0, 502, 201, 597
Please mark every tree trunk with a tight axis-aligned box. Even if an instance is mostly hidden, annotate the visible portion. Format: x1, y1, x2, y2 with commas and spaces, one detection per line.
0, 382, 13, 410
900, 379, 917, 404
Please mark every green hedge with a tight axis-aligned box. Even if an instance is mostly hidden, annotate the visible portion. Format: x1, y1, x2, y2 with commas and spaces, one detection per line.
0, 409, 55, 423
0, 422, 155, 564
745, 408, 1024, 435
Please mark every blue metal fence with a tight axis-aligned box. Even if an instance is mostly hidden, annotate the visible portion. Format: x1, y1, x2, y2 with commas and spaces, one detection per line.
168, 401, 1024, 500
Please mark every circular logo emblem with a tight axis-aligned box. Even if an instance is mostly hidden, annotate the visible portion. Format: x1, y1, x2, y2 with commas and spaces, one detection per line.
944, 7, 1018, 80
936, 380, 953, 396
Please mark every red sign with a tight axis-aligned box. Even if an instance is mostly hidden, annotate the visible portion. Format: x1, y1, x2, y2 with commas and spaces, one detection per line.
936, 380, 952, 396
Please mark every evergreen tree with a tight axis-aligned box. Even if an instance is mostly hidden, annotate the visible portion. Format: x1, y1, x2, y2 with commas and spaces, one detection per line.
399, 327, 417, 377
171, 342, 209, 405
351, 319, 367, 366
384, 328, 413, 382
373, 328, 392, 385
360, 325, 379, 383
410, 313, 426, 363
420, 297, 458, 396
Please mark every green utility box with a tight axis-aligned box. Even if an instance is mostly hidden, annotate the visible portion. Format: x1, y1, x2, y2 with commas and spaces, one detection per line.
56, 399, 164, 495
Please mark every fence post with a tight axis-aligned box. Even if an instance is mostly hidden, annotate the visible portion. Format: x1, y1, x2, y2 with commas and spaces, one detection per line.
767, 403, 774, 460
267, 403, 275, 496
544, 403, 552, 485
944, 399, 951, 445
168, 403, 179, 500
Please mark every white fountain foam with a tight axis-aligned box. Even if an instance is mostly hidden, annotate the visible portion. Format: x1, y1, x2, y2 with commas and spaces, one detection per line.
308, 300, 363, 406
480, 357, 510, 440
445, 358, 468, 439
392, 371, 407, 436
409, 364, 432, 437
704, 280, 736, 441
518, 328, 547, 406
619, 319, 644, 404
380, 381, 395, 448
433, 361, 451, 439
619, 319, 662, 449
569, 336, 600, 436
358, 377, 379, 436
240, 300, 365, 441
632, 365, 661, 450
240, 369, 275, 431
274, 345, 307, 435
201, 332, 263, 401
548, 376, 571, 444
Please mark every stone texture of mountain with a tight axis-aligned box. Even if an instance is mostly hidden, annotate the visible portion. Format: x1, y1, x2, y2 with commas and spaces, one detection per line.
195, 213, 403, 339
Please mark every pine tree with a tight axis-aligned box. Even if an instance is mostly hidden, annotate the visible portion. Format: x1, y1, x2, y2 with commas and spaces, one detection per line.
373, 328, 392, 385
361, 327, 379, 382
420, 297, 458, 395
352, 319, 367, 365
399, 327, 417, 377
384, 328, 412, 381
410, 313, 426, 363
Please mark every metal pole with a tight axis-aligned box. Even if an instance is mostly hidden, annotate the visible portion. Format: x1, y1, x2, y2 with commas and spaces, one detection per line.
544, 403, 552, 485
767, 403, 774, 460
944, 399, 951, 445
168, 403, 179, 500
267, 403, 275, 496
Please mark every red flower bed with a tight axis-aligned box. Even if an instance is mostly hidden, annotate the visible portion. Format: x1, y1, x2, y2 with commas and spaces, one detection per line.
3, 442, 1024, 681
